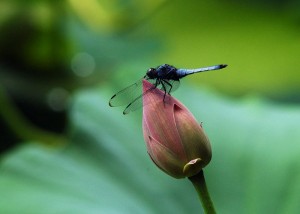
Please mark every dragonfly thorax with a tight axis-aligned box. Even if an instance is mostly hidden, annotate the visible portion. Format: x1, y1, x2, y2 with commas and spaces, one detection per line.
146, 64, 179, 80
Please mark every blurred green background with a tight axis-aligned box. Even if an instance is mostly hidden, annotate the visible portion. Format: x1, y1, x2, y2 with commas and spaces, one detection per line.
1, 0, 300, 213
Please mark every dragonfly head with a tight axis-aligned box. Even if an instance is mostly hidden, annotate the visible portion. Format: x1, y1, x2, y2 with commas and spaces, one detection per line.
146, 68, 157, 79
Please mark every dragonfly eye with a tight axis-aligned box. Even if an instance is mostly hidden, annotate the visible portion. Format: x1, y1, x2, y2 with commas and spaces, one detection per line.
146, 68, 157, 79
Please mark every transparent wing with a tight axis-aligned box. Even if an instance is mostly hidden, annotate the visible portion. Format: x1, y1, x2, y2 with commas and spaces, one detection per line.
122, 94, 143, 115
123, 79, 158, 115
168, 80, 180, 93
109, 78, 144, 107
146, 78, 157, 86
160, 80, 180, 94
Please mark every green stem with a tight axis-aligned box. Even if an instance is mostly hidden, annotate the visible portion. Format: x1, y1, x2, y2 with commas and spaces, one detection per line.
188, 170, 216, 214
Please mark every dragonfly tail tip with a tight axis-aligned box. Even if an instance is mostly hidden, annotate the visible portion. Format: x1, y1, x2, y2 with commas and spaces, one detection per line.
220, 64, 228, 68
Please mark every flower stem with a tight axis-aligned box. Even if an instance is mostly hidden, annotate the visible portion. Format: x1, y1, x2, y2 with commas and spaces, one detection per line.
188, 170, 216, 214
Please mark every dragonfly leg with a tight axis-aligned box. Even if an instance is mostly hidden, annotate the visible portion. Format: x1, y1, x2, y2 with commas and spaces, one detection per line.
163, 80, 173, 94
158, 80, 168, 102
162, 85, 167, 101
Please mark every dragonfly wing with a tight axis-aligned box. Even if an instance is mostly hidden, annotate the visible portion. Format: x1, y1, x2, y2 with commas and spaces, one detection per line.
123, 80, 157, 114
160, 80, 180, 94
168, 80, 180, 93
109, 78, 143, 107
122, 95, 143, 114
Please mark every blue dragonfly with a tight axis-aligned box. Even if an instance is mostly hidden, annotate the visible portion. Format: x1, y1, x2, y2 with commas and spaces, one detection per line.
109, 64, 227, 114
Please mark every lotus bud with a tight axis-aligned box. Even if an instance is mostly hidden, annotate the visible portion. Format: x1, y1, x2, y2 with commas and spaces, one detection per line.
142, 80, 212, 178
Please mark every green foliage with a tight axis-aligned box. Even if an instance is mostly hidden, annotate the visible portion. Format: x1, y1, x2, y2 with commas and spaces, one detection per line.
1, 86, 299, 213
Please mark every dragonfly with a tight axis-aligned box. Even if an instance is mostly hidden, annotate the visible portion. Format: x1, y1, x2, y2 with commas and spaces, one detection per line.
109, 63, 227, 114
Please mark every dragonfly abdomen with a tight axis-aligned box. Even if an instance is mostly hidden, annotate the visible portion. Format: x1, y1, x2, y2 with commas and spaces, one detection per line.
176, 64, 227, 78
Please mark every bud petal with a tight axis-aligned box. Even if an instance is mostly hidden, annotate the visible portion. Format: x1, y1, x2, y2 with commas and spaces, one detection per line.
142, 80, 212, 178
146, 135, 184, 178
183, 158, 203, 178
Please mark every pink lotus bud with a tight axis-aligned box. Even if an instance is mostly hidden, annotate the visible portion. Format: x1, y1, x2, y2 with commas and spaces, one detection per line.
142, 80, 212, 178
